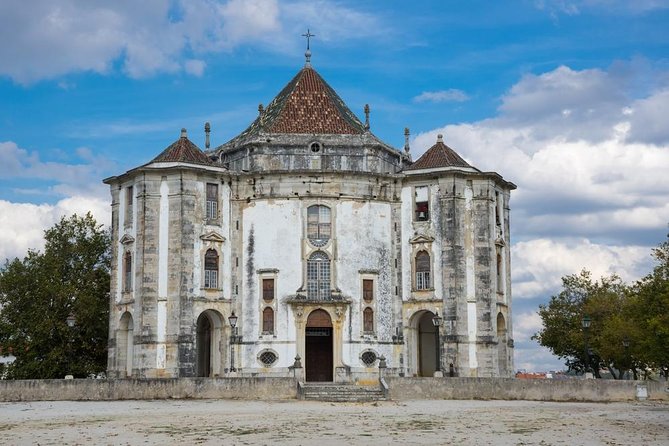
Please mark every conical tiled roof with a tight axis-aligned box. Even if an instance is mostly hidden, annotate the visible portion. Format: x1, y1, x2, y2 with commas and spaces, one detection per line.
226, 67, 367, 144
151, 130, 212, 166
405, 135, 474, 171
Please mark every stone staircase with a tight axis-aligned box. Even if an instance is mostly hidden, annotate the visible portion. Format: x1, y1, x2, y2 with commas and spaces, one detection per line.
299, 382, 388, 402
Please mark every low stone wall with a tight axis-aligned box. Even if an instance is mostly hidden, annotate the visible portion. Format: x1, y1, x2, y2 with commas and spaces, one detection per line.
0, 377, 298, 402
1, 377, 667, 402
385, 377, 669, 402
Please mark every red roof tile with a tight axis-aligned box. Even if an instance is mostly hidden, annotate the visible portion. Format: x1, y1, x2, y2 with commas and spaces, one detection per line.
230, 67, 367, 140
405, 136, 474, 171
151, 132, 212, 166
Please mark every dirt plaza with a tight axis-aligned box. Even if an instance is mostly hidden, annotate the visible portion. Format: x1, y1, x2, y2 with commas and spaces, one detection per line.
0, 399, 667, 445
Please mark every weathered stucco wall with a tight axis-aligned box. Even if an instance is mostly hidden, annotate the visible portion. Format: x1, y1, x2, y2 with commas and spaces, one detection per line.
385, 377, 669, 402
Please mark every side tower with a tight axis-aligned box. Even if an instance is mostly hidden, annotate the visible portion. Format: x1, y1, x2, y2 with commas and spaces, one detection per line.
401, 135, 515, 377
104, 130, 231, 378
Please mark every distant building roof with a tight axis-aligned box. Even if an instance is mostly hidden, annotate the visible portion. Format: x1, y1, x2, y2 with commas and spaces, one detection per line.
150, 129, 212, 166
405, 134, 475, 171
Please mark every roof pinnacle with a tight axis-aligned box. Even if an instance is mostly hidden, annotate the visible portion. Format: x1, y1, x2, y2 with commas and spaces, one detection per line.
364, 104, 370, 130
302, 29, 315, 67
181, 128, 187, 138
437, 133, 443, 143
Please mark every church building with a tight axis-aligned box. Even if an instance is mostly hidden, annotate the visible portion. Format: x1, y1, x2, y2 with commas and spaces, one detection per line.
104, 49, 516, 381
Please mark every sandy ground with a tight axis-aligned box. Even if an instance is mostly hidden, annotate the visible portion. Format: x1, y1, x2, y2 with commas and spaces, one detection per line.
0, 399, 667, 446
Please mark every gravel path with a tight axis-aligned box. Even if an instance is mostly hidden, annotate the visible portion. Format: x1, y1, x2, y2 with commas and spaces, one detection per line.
1, 399, 667, 445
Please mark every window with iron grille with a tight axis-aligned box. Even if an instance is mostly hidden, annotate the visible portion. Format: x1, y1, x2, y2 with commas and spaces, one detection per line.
363, 307, 374, 333
206, 183, 218, 220
307, 205, 331, 247
262, 278, 275, 302
204, 249, 218, 289
262, 307, 274, 334
123, 251, 132, 292
259, 350, 278, 366
362, 279, 374, 302
415, 250, 431, 290
415, 186, 429, 221
307, 251, 330, 300
361, 350, 377, 367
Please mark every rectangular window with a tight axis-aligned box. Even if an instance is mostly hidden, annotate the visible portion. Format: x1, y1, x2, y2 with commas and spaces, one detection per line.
415, 186, 429, 221
362, 279, 374, 302
204, 270, 218, 289
123, 252, 132, 292
125, 186, 133, 225
263, 278, 275, 302
262, 307, 274, 334
416, 271, 430, 290
363, 307, 374, 333
206, 183, 218, 220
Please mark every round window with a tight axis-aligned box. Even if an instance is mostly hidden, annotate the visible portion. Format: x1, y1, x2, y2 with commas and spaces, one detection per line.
361, 350, 378, 367
258, 350, 278, 367
310, 142, 321, 153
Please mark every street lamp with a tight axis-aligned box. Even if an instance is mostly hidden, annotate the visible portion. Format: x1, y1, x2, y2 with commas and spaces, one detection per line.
432, 311, 443, 374
581, 315, 591, 377
228, 312, 238, 373
65, 313, 76, 379
622, 336, 630, 380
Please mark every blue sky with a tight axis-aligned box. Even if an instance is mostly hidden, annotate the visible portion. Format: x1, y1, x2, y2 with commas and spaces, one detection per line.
1, 0, 669, 372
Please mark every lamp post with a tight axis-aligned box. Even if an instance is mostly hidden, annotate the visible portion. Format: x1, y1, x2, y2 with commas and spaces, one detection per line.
622, 336, 630, 380
581, 315, 591, 377
228, 312, 238, 373
432, 311, 443, 375
65, 313, 76, 379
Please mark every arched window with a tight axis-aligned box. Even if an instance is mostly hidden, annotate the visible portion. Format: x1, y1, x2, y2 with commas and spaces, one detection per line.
123, 251, 132, 292
204, 249, 219, 289
307, 251, 330, 300
262, 307, 274, 334
415, 250, 431, 290
307, 205, 331, 246
496, 251, 503, 293
363, 307, 374, 333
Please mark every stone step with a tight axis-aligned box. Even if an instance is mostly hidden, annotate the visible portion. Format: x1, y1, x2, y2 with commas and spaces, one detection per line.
300, 383, 387, 402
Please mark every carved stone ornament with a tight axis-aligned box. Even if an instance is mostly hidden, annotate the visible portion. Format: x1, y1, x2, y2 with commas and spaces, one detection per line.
409, 234, 435, 244
119, 234, 135, 245
200, 231, 226, 243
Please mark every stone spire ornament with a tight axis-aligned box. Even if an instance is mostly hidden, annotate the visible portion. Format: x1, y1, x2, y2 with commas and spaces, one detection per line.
364, 104, 370, 130
302, 29, 315, 67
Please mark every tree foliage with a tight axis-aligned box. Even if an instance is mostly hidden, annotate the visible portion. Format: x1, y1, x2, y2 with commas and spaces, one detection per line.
534, 232, 669, 378
0, 213, 110, 379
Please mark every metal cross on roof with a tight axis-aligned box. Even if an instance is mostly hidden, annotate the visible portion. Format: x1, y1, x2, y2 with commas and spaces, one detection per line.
302, 29, 315, 67
302, 29, 315, 50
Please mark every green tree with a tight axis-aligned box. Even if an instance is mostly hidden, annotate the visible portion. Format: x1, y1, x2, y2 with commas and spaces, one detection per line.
628, 234, 669, 378
532, 270, 635, 378
0, 213, 110, 379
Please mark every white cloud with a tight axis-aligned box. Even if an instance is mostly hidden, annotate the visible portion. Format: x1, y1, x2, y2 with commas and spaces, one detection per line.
0, 140, 113, 263
0, 197, 110, 263
512, 239, 652, 300
0, 0, 382, 84
184, 59, 206, 77
413, 89, 469, 103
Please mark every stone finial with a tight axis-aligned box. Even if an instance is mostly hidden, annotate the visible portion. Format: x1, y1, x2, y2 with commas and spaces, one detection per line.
258, 103, 264, 115
404, 127, 410, 154
181, 128, 187, 138
437, 133, 444, 143
364, 104, 370, 130
204, 122, 210, 149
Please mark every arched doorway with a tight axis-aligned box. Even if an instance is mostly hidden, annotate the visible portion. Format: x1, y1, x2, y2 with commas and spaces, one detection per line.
497, 312, 507, 376
196, 310, 223, 377
416, 311, 438, 377
305, 309, 333, 382
117, 312, 133, 378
